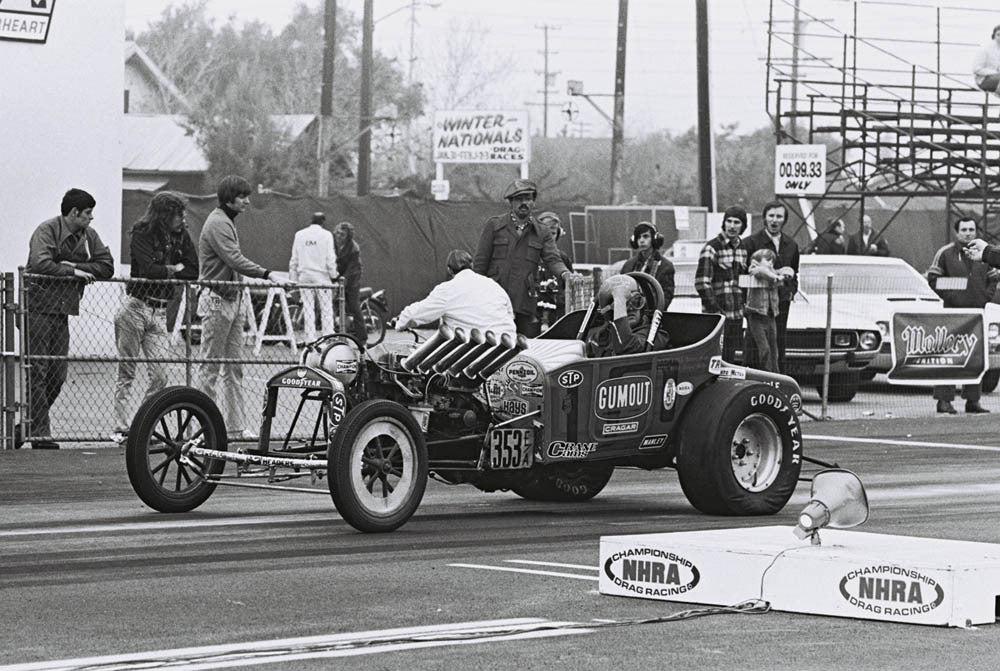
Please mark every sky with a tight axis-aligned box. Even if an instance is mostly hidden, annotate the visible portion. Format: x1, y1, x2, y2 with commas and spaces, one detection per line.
124, 0, 1000, 139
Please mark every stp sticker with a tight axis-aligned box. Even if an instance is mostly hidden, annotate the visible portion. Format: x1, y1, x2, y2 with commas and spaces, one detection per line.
558, 370, 584, 388
676, 381, 694, 396
662, 378, 676, 411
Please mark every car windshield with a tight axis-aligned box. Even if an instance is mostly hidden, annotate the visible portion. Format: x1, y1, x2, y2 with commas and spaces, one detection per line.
800, 262, 936, 297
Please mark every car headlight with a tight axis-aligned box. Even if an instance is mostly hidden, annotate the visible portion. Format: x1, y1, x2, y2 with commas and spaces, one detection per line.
833, 333, 852, 348
990, 323, 999, 340
876, 321, 889, 338
859, 331, 880, 351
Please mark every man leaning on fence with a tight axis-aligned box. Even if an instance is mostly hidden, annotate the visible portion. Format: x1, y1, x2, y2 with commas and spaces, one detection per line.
197, 175, 288, 441
926, 216, 994, 415
111, 192, 198, 443
21, 188, 113, 449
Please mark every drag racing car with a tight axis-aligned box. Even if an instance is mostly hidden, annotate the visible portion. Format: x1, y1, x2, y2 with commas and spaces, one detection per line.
125, 272, 808, 533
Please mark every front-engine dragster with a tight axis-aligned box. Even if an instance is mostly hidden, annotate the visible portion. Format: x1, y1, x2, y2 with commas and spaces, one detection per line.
125, 271, 816, 534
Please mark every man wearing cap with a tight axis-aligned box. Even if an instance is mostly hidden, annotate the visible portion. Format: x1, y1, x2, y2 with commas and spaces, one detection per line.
621, 221, 675, 309
289, 212, 339, 342
696, 205, 749, 363
474, 179, 572, 337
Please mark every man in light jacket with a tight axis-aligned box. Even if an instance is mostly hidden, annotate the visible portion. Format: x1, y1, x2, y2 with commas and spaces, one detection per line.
396, 250, 516, 336
289, 212, 338, 342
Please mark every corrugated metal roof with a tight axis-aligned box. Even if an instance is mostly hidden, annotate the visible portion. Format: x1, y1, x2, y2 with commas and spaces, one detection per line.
123, 115, 207, 173
123, 114, 316, 174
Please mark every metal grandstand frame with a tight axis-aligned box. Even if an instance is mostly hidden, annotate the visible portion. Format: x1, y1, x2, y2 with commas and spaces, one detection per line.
766, 0, 1000, 238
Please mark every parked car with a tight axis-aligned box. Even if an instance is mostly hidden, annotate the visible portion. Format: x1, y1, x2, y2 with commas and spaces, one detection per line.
796, 255, 1000, 392
668, 259, 882, 402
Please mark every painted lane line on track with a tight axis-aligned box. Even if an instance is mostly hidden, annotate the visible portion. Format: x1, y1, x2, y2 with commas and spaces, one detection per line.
505, 559, 598, 571
0, 513, 332, 537
450, 563, 599, 582
804, 433, 1000, 452
0, 618, 592, 671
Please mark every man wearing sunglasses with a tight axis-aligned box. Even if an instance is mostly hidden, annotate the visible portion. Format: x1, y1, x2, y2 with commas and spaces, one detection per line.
586, 274, 670, 357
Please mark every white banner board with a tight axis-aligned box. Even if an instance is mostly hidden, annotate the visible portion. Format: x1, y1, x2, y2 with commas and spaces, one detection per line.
774, 144, 827, 196
432, 110, 530, 164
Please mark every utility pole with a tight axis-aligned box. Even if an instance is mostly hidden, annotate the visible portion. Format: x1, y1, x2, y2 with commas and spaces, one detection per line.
610, 0, 627, 204
317, 0, 337, 197
535, 24, 560, 138
788, 0, 801, 139
357, 0, 373, 196
695, 0, 717, 211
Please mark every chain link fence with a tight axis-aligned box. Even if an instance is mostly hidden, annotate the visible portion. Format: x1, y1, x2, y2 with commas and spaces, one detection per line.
5, 271, 348, 448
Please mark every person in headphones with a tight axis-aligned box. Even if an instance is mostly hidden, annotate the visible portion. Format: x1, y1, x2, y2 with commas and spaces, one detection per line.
395, 249, 516, 336
621, 221, 675, 309
696, 205, 748, 363
586, 274, 670, 357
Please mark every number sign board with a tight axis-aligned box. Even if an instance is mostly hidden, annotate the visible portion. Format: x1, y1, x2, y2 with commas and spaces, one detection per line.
774, 144, 827, 196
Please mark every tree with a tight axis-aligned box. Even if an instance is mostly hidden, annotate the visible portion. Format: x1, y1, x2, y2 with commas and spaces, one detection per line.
134, 1, 424, 195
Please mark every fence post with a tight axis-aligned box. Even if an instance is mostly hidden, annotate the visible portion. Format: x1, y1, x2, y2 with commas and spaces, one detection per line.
821, 274, 833, 418
1, 272, 15, 449
184, 284, 194, 386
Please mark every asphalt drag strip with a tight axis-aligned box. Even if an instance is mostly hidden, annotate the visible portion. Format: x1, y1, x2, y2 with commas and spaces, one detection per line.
0, 619, 592, 671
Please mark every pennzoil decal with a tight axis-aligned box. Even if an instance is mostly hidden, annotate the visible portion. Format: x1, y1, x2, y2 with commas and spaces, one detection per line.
558, 370, 584, 389
594, 375, 652, 421
638, 434, 667, 450
504, 361, 539, 383
602, 421, 639, 436
662, 378, 676, 411
604, 547, 700, 597
838, 565, 945, 617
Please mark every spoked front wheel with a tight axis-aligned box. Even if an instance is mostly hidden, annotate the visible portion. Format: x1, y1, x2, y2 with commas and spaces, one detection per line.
125, 386, 228, 513
328, 400, 427, 532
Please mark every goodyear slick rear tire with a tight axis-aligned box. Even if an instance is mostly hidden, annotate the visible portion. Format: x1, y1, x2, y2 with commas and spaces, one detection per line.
511, 462, 615, 502
676, 381, 802, 516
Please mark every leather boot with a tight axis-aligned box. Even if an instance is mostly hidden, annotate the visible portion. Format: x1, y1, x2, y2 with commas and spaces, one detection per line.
936, 400, 957, 414
966, 401, 990, 414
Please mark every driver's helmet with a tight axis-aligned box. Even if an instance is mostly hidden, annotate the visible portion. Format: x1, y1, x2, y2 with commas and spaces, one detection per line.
597, 274, 644, 317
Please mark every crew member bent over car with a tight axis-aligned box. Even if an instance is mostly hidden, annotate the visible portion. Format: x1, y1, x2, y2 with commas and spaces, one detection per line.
586, 274, 670, 357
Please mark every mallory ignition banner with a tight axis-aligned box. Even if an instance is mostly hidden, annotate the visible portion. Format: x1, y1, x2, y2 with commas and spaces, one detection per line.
887, 310, 986, 385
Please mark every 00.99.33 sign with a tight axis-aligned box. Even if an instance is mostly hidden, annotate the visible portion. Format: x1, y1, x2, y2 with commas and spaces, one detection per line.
774, 144, 827, 196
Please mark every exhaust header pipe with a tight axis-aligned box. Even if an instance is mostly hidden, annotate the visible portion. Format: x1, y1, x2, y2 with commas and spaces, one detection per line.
417, 327, 468, 373
433, 328, 482, 373
477, 334, 529, 381
401, 324, 454, 372
447, 330, 497, 377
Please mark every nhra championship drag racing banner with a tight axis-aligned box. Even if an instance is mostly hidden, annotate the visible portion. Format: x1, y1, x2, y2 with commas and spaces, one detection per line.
887, 310, 986, 385
432, 110, 530, 163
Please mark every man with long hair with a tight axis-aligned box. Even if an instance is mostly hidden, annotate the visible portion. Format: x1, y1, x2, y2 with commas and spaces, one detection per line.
111, 192, 198, 442
333, 221, 367, 344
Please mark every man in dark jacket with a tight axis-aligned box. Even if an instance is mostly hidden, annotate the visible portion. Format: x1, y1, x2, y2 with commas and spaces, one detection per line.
927, 216, 995, 414
742, 201, 800, 373
111, 192, 198, 442
535, 211, 574, 326
846, 215, 890, 256
473, 179, 571, 337
23, 188, 114, 448
806, 218, 847, 254
620, 221, 675, 309
333, 221, 366, 344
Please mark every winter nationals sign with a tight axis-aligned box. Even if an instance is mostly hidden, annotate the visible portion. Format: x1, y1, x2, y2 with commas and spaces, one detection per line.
432, 110, 530, 163
887, 310, 986, 385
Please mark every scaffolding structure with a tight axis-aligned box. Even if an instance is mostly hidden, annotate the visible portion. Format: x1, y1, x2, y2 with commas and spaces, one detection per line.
766, 0, 1000, 237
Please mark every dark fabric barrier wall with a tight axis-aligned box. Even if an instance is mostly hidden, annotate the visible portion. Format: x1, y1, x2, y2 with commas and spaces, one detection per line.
123, 191, 579, 314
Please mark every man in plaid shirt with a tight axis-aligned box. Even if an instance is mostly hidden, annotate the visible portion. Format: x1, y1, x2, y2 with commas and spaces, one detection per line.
696, 205, 749, 363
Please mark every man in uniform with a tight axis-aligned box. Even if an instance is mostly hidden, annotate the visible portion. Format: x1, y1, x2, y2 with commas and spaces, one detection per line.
473, 179, 573, 337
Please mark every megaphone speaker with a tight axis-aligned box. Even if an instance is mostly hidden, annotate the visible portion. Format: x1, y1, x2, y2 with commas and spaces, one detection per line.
793, 468, 869, 544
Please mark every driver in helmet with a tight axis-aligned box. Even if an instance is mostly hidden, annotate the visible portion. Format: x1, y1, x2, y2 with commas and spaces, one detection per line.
586, 274, 670, 357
